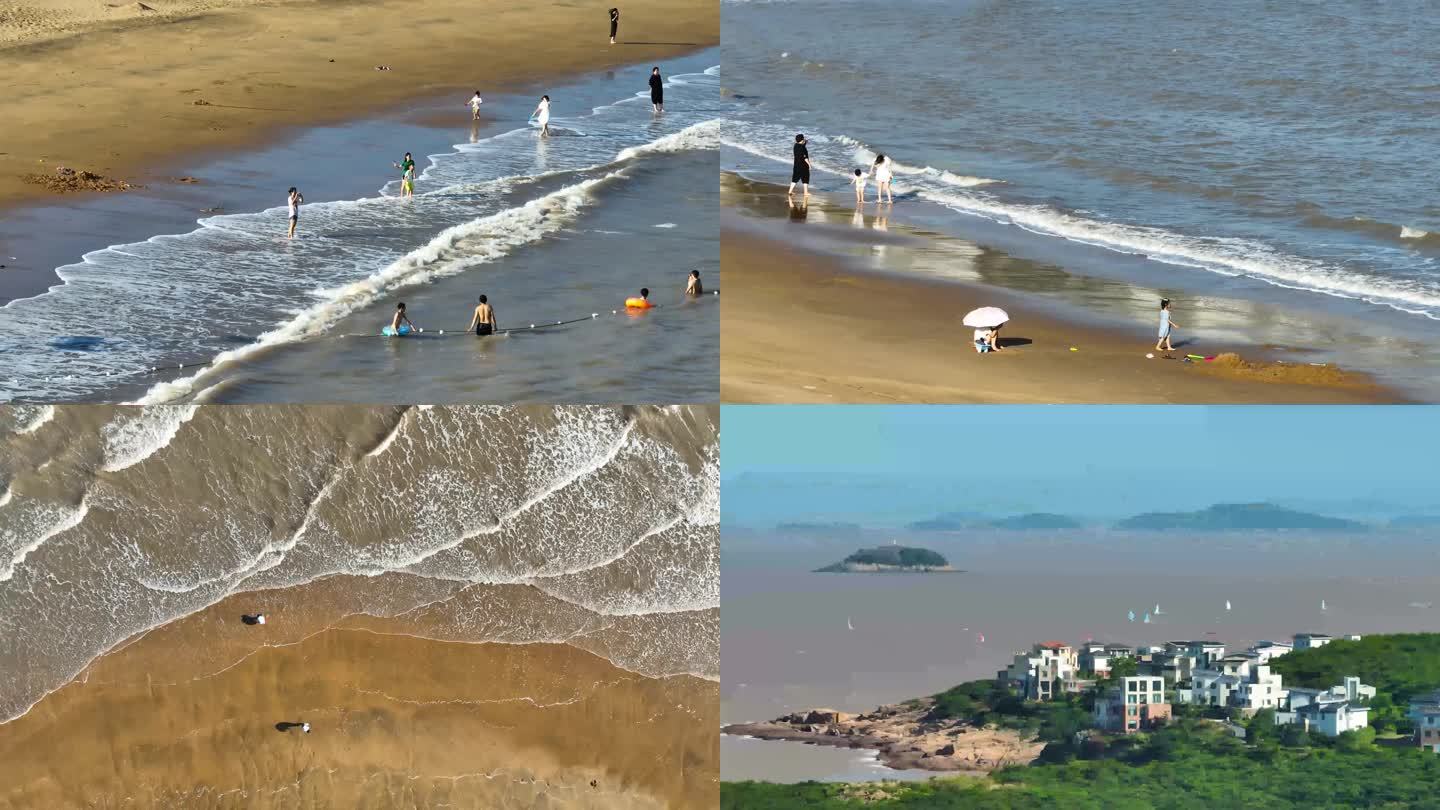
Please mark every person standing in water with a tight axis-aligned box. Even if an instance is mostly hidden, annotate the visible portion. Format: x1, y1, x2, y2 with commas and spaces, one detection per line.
1156, 298, 1179, 352
686, 270, 703, 296
649, 67, 664, 113
788, 134, 810, 198
468, 294, 498, 336
285, 187, 303, 238
391, 302, 416, 334
468, 90, 484, 120
609, 7, 620, 44
852, 168, 867, 204
533, 95, 551, 137
393, 152, 416, 198
872, 153, 894, 204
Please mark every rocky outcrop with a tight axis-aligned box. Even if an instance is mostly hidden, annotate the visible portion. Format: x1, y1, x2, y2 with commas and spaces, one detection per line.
723, 697, 1044, 774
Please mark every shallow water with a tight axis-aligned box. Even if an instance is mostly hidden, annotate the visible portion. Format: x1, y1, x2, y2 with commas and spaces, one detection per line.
721, 0, 1440, 395
0, 52, 724, 404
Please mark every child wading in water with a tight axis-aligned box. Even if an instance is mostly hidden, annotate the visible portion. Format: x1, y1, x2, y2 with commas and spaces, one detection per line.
1156, 298, 1179, 352
852, 169, 867, 204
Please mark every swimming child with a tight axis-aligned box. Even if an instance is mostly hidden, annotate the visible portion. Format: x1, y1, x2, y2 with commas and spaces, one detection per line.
626, 288, 653, 309
686, 270, 703, 296
285, 187, 303, 238
852, 169, 867, 204
1156, 298, 1179, 352
468, 91, 484, 120
468, 294, 497, 336
390, 302, 416, 335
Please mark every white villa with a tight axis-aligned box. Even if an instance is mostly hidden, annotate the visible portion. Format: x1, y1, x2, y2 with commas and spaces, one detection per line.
999, 641, 1086, 701
1274, 676, 1375, 737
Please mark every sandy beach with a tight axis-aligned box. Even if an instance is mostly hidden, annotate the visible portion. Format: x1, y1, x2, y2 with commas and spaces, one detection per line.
0, 588, 719, 808
0, 0, 717, 209
721, 227, 1399, 404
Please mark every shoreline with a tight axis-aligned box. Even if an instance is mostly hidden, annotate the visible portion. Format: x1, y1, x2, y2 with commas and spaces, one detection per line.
720, 216, 1403, 404
0, 0, 718, 213
722, 698, 1043, 775
0, 577, 720, 808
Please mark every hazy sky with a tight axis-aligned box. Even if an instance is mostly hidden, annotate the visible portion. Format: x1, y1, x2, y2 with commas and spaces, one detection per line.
723, 406, 1440, 525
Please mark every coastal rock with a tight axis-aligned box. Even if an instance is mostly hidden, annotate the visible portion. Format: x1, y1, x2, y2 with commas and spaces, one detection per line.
936, 744, 956, 756
804, 709, 841, 725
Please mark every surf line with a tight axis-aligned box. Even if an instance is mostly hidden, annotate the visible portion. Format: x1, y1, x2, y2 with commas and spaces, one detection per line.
98, 290, 720, 379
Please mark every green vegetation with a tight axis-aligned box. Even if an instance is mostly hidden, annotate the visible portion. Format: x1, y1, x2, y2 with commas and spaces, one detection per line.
1115, 502, 1363, 531
815, 546, 949, 571
721, 721, 1440, 808
924, 680, 1088, 749
1270, 633, 1440, 733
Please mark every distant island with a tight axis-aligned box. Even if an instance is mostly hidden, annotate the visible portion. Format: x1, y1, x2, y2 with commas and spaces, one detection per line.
1116, 503, 1364, 531
907, 512, 1082, 531
814, 546, 956, 573
776, 521, 862, 533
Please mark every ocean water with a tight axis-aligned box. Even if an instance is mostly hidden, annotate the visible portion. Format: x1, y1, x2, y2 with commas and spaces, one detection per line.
720, 0, 1440, 391
721, 529, 1440, 782
0, 405, 719, 725
0, 53, 724, 404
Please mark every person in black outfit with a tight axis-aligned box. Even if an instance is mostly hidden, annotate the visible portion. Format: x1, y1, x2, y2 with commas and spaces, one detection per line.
788, 133, 811, 198
609, 8, 620, 44
649, 67, 664, 113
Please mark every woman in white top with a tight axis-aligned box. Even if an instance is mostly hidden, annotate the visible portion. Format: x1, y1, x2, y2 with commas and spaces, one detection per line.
533, 95, 551, 137
872, 153, 894, 204
285, 187, 303, 239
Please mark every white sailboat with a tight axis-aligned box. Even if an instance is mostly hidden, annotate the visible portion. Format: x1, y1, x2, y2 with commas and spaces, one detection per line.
847, 616, 855, 631
1154, 603, 1163, 615
1143, 613, 1152, 624
1321, 599, 1327, 612
1225, 600, 1232, 611
1128, 610, 1136, 622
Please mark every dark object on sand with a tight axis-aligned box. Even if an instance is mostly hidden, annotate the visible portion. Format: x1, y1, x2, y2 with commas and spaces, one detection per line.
275, 721, 306, 732
174, 176, 199, 184
23, 166, 137, 194
241, 613, 266, 625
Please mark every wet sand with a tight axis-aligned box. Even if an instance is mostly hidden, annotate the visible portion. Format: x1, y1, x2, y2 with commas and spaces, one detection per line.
721, 227, 1399, 404
0, 580, 719, 809
0, 0, 717, 210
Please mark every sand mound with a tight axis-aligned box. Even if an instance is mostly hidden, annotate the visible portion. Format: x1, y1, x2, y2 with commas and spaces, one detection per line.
1197, 352, 1358, 387
22, 166, 137, 193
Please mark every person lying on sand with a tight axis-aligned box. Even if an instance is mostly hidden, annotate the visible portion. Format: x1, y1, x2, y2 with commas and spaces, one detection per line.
468, 294, 497, 336
686, 270, 703, 296
1156, 298, 1179, 352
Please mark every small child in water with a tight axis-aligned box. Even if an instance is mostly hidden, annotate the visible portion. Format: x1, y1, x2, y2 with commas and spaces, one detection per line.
852, 169, 867, 204
686, 270, 703, 296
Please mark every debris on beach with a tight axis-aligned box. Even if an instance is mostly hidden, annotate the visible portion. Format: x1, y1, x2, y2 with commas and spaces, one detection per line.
23, 166, 138, 194
174, 176, 200, 184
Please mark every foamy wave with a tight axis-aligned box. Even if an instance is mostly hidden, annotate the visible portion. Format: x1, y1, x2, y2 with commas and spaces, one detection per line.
100, 405, 199, 471
725, 122, 1440, 318
1402, 226, 1430, 240
0, 496, 88, 583
616, 119, 722, 161
11, 405, 55, 435
136, 175, 617, 404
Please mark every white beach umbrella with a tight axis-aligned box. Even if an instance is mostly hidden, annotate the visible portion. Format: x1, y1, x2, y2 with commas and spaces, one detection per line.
962, 307, 1009, 328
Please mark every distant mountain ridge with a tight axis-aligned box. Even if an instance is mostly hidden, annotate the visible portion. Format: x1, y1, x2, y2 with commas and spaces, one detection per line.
1115, 503, 1364, 531
907, 512, 1083, 531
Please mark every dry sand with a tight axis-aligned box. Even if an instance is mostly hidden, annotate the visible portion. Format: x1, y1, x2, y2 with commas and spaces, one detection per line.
0, 0, 717, 208
0, 589, 719, 808
721, 229, 1399, 404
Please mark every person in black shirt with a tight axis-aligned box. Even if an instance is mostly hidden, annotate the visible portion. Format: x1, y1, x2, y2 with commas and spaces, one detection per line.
649, 67, 664, 113
788, 133, 811, 198
609, 8, 620, 44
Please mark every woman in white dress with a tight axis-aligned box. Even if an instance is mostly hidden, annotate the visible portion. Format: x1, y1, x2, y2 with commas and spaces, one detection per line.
872, 153, 894, 204
532, 95, 551, 137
